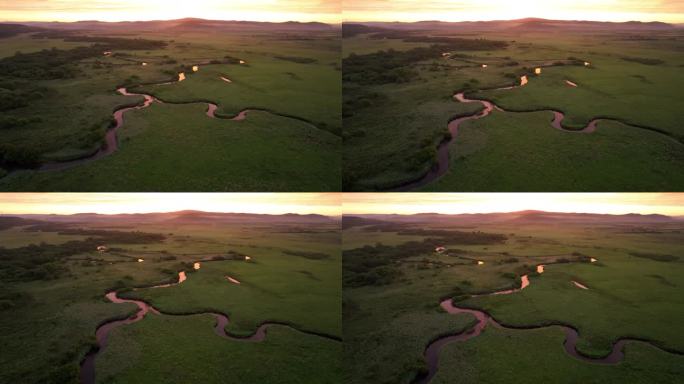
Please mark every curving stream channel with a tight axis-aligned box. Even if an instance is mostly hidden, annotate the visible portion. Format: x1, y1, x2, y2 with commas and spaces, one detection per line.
80, 264, 339, 384
391, 69, 681, 191
415, 263, 682, 384
35, 63, 318, 173
40, 84, 250, 172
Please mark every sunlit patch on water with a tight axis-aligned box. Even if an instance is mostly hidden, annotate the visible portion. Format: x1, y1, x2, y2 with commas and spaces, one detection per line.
520, 275, 530, 289
178, 72, 186, 81
192, 65, 199, 72
137, 258, 144, 262
537, 265, 544, 274
535, 67, 542, 75
193, 262, 200, 270
477, 260, 484, 265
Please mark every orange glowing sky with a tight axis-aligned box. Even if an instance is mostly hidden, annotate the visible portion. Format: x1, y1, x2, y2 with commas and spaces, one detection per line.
0, 0, 341, 23
343, 193, 684, 216
343, 0, 684, 23
0, 193, 342, 216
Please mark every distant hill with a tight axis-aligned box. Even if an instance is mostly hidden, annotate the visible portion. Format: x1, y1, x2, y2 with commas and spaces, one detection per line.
15, 18, 334, 32
342, 23, 389, 37
345, 18, 675, 33
342, 215, 390, 229
346, 211, 675, 225
3, 210, 336, 225
0, 216, 42, 230
0, 23, 42, 38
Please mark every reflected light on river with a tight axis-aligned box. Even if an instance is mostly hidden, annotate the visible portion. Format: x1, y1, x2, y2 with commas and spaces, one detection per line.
573, 281, 589, 290
520, 275, 530, 289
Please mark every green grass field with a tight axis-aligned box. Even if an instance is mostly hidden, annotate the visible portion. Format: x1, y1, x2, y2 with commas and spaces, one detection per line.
434, 325, 684, 384
424, 111, 684, 191
342, 216, 684, 383
342, 29, 684, 191
0, 215, 341, 384
1, 103, 340, 191
96, 315, 342, 384
0, 28, 340, 191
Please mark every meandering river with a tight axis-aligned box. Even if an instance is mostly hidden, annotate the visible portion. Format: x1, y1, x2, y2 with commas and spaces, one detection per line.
415, 263, 680, 383
79, 263, 339, 384
391, 70, 681, 191
32, 62, 319, 174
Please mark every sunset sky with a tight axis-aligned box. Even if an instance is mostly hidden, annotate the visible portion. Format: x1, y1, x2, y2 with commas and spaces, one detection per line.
343, 193, 684, 216
0, 193, 342, 216
0, 0, 341, 23
344, 0, 684, 23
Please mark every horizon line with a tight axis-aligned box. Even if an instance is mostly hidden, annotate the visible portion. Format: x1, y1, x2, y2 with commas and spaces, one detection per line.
1, 210, 339, 216
1, 18, 338, 24
342, 17, 677, 24
343, 210, 680, 216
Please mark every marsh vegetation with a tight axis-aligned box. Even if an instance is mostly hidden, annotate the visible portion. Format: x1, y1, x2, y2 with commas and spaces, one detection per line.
342, 211, 684, 383
342, 24, 684, 191
0, 211, 341, 383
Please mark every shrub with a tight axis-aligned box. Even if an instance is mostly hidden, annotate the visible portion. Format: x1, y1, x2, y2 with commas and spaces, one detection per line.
621, 56, 664, 65
0, 144, 41, 168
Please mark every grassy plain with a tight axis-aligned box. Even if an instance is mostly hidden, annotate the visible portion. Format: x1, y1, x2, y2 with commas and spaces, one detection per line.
96, 315, 341, 384
2, 103, 340, 191
0, 27, 340, 190
342, 215, 684, 383
425, 111, 684, 191
342, 29, 684, 191
0, 214, 341, 384
434, 325, 684, 384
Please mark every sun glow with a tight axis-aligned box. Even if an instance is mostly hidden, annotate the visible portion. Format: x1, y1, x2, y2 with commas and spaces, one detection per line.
343, 0, 684, 23
0, 0, 341, 23
0, 193, 342, 216
343, 193, 684, 216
